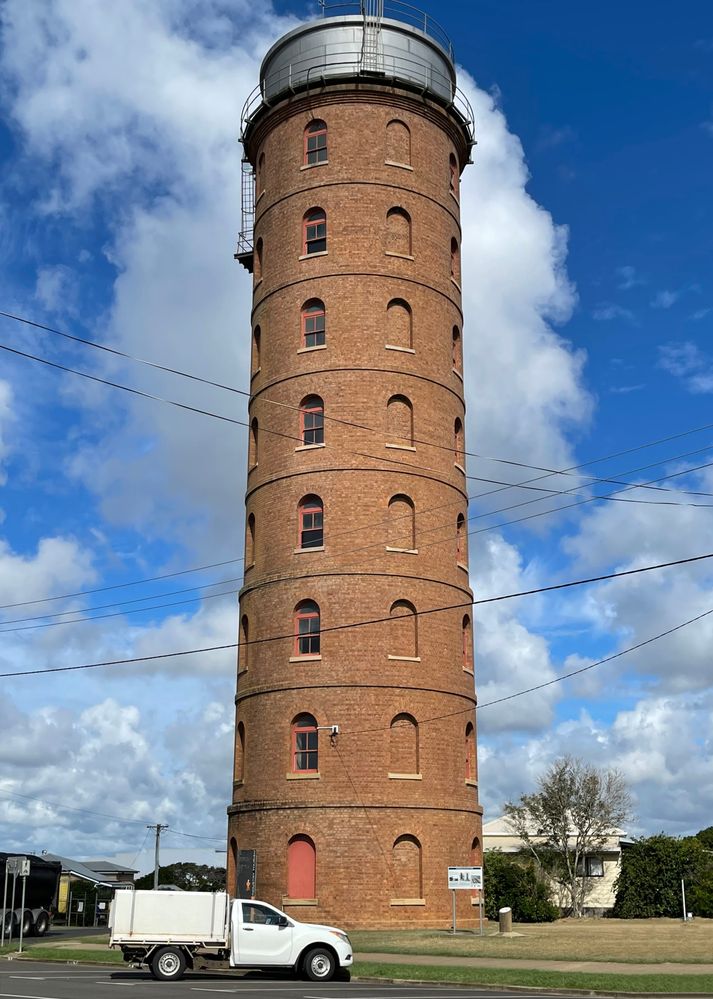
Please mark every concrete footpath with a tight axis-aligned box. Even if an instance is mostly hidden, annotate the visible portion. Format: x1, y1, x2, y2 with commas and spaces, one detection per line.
355, 952, 713, 976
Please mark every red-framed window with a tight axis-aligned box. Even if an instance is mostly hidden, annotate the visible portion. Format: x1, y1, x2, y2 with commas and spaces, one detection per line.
465, 722, 476, 779
449, 153, 459, 197
462, 614, 473, 671
299, 495, 323, 549
304, 120, 327, 166
456, 513, 465, 563
302, 300, 326, 348
294, 600, 320, 656
292, 713, 318, 772
252, 325, 261, 373
451, 236, 460, 282
452, 326, 462, 373
249, 418, 258, 467
287, 835, 316, 898
300, 395, 324, 446
255, 237, 263, 280
454, 417, 464, 466
303, 208, 327, 255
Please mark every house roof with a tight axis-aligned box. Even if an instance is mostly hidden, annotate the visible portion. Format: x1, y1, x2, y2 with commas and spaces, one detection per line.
83, 860, 139, 875
42, 853, 122, 886
483, 816, 628, 841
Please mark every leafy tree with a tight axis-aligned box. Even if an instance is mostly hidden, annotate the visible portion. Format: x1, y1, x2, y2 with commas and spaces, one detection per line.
135, 862, 226, 892
613, 834, 713, 918
695, 826, 713, 851
483, 851, 559, 923
503, 756, 632, 917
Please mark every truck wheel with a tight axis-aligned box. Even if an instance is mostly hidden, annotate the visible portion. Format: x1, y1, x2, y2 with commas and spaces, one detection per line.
150, 946, 187, 982
34, 913, 49, 937
21, 912, 33, 937
303, 947, 336, 982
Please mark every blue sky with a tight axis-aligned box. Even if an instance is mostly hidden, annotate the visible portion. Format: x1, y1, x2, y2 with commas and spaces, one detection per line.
0, 0, 712, 872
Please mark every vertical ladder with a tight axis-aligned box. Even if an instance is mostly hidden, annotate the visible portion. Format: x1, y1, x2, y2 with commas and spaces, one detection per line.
360, 0, 384, 74
238, 158, 255, 252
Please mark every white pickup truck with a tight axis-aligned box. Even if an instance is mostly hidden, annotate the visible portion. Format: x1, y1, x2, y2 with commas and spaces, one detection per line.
109, 890, 353, 983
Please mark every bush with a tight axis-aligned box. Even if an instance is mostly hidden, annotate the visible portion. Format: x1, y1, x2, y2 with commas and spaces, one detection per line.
483, 850, 559, 923
613, 834, 713, 918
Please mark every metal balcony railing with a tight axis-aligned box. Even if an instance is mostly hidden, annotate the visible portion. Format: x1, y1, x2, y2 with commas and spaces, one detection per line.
319, 0, 455, 61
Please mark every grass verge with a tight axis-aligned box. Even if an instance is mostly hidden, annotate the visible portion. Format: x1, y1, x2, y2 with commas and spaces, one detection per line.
1, 945, 124, 965
352, 960, 713, 993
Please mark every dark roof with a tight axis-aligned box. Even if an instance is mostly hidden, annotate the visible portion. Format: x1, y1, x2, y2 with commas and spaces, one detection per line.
83, 860, 139, 875
42, 853, 120, 886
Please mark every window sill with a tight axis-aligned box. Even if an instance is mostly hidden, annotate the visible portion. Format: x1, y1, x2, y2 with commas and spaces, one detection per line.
385, 344, 415, 354
254, 277, 263, 288
286, 771, 320, 780
233, 778, 244, 788
237, 667, 248, 678
295, 443, 326, 452
390, 898, 425, 906
282, 898, 318, 906
451, 276, 462, 291
457, 561, 469, 573
244, 562, 255, 571
297, 344, 327, 354
388, 772, 422, 780
385, 546, 418, 555
301, 161, 329, 171
385, 251, 415, 261
251, 366, 261, 379
299, 250, 328, 261
465, 778, 478, 787
385, 443, 416, 452
289, 654, 322, 663
452, 367, 463, 381
450, 189, 459, 204
248, 462, 258, 472
387, 655, 421, 662
294, 546, 325, 554
256, 189, 265, 204
454, 462, 466, 475
385, 160, 414, 171
463, 667, 475, 676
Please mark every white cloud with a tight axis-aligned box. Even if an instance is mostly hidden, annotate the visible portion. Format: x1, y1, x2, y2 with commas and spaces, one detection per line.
34, 264, 79, 316
0, 379, 13, 486
658, 340, 713, 393
651, 289, 681, 309
616, 265, 644, 290
592, 302, 634, 321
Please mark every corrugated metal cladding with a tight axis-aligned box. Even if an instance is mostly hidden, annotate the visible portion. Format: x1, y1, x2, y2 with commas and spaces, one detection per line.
260, 16, 456, 105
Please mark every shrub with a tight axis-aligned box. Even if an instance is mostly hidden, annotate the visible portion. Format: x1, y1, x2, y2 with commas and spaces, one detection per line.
483, 850, 559, 923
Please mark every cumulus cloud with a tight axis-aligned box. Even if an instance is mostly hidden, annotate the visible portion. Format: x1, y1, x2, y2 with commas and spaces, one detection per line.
658, 340, 713, 393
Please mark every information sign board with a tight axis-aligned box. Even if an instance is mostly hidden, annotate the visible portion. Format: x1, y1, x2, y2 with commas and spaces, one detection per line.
447, 865, 483, 890
7, 856, 30, 877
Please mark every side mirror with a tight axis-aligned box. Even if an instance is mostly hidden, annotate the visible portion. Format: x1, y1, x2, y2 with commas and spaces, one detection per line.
277, 915, 289, 927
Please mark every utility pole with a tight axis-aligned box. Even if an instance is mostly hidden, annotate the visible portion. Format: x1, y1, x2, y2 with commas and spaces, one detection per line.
147, 824, 169, 890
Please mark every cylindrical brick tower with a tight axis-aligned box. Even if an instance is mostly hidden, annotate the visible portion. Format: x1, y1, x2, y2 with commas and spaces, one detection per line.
228, 2, 482, 929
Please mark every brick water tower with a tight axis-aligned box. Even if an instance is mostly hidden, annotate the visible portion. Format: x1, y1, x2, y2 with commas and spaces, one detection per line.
228, 0, 482, 928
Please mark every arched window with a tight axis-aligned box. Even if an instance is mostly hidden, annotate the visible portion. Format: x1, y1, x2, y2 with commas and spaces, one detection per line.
452, 326, 462, 374
246, 513, 256, 566
386, 299, 412, 350
454, 417, 464, 468
389, 600, 418, 659
239, 614, 249, 672
450, 236, 460, 283
230, 837, 238, 895
388, 494, 415, 551
471, 836, 481, 867
249, 418, 258, 468
465, 722, 476, 781
257, 151, 265, 195
456, 513, 466, 564
292, 713, 318, 772
449, 152, 459, 197
255, 237, 263, 281
387, 394, 414, 447
303, 208, 327, 255
304, 120, 327, 166
462, 614, 473, 672
389, 713, 419, 774
287, 835, 316, 899
386, 207, 412, 257
235, 721, 245, 782
252, 325, 261, 373
298, 495, 323, 549
301, 299, 325, 348
385, 119, 411, 166
300, 395, 324, 446
294, 600, 320, 656
392, 835, 422, 899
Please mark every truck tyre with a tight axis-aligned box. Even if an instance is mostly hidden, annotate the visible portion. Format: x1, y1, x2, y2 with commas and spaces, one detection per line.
303, 947, 336, 982
34, 912, 49, 937
150, 946, 187, 982
21, 911, 33, 937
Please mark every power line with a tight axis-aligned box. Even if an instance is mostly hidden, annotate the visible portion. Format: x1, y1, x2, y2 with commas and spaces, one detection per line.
3, 550, 712, 678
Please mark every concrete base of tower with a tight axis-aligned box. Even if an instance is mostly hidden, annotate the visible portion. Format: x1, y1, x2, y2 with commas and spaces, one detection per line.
226, 802, 483, 929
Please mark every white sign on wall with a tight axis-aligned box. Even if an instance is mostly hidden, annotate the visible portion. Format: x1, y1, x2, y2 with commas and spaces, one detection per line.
448, 866, 483, 890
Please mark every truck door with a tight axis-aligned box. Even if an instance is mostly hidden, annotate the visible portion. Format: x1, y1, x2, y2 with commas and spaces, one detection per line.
234, 902, 294, 966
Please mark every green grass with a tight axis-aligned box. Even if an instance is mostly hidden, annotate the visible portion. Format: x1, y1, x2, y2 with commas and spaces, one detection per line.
1, 945, 124, 965
352, 960, 713, 993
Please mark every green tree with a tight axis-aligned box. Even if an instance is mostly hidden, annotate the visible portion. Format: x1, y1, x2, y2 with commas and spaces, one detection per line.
613, 834, 713, 918
483, 851, 559, 923
695, 826, 713, 851
135, 862, 226, 892
503, 756, 632, 917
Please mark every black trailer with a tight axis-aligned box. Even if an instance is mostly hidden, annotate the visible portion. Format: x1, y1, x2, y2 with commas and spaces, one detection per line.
1, 852, 62, 937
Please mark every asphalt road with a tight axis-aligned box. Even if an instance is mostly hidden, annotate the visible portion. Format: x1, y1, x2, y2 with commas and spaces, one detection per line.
0, 962, 585, 999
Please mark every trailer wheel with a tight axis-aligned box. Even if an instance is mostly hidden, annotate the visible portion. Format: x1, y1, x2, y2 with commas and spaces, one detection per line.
150, 946, 187, 982
34, 913, 49, 937
2, 911, 14, 935
303, 947, 336, 982
21, 912, 33, 937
